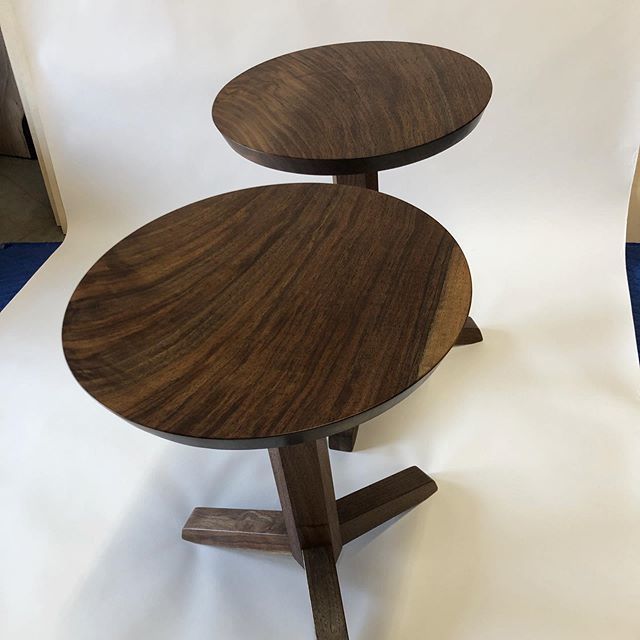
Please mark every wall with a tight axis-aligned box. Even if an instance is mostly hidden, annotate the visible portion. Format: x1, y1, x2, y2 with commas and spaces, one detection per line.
1, 1, 639, 639
0, 27, 31, 158
0, 4, 67, 228
628, 151, 640, 241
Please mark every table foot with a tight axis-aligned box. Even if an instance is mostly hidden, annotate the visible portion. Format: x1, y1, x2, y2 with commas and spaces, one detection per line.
455, 316, 483, 345
303, 546, 349, 639
338, 466, 437, 543
181, 507, 290, 553
328, 426, 359, 452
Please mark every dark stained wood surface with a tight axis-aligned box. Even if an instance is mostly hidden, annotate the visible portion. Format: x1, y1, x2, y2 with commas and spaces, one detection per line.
271, 439, 347, 638
181, 507, 290, 553
270, 440, 342, 565
181, 437, 437, 637
337, 466, 437, 544
328, 426, 359, 453
332, 172, 378, 190
328, 174, 375, 452
63, 183, 472, 449
455, 315, 483, 345
213, 41, 492, 175
303, 546, 349, 639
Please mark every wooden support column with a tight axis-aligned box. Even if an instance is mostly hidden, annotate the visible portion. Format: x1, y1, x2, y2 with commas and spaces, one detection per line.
270, 440, 347, 639
333, 172, 379, 190
269, 439, 342, 564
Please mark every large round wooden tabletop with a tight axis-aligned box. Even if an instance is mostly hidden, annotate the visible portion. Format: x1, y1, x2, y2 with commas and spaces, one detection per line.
63, 184, 472, 449
212, 41, 492, 176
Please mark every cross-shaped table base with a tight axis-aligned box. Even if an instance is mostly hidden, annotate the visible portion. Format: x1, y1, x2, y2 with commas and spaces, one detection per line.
182, 439, 437, 639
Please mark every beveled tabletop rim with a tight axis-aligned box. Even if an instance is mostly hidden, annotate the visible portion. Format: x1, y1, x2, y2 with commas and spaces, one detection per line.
123, 361, 441, 451
212, 40, 493, 175
218, 111, 485, 176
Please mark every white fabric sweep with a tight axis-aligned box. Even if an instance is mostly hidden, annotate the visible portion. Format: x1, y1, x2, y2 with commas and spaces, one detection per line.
1, 1, 639, 638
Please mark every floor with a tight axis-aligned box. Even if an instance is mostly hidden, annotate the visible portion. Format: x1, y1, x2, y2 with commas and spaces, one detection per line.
0, 156, 63, 242
0, 242, 61, 309
627, 243, 640, 360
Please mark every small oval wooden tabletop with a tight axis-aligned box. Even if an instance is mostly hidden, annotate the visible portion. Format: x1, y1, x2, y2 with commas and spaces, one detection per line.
63, 184, 471, 449
212, 41, 492, 175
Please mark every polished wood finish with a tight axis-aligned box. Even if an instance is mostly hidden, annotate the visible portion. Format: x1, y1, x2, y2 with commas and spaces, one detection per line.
181, 507, 290, 553
333, 173, 378, 190
63, 183, 471, 450
270, 440, 348, 637
328, 169, 483, 453
303, 546, 349, 640
272, 440, 346, 637
270, 440, 342, 566
213, 41, 492, 175
338, 466, 437, 544
327, 173, 374, 452
455, 315, 484, 345
328, 427, 359, 453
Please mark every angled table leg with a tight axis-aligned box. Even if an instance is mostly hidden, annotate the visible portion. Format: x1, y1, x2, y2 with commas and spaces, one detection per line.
337, 466, 437, 543
328, 426, 359, 452
455, 316, 483, 345
181, 507, 291, 553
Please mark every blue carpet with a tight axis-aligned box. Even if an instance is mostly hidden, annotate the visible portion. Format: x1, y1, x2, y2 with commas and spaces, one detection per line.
0, 242, 61, 311
626, 243, 640, 360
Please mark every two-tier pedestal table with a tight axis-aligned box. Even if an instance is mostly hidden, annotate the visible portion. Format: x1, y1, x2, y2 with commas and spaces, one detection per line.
63, 183, 472, 639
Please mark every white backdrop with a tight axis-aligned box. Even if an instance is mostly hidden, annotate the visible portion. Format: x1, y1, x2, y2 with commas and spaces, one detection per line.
1, 1, 639, 638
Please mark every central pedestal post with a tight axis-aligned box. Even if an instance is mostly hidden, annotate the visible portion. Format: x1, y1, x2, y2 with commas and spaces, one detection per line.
271, 440, 347, 638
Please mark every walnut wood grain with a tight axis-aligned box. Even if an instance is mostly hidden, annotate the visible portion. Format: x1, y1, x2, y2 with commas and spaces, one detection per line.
63, 183, 471, 449
181, 507, 290, 553
270, 440, 347, 638
337, 466, 437, 544
303, 546, 349, 640
327, 170, 479, 453
327, 174, 374, 453
455, 316, 483, 345
213, 41, 492, 175
270, 440, 342, 566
